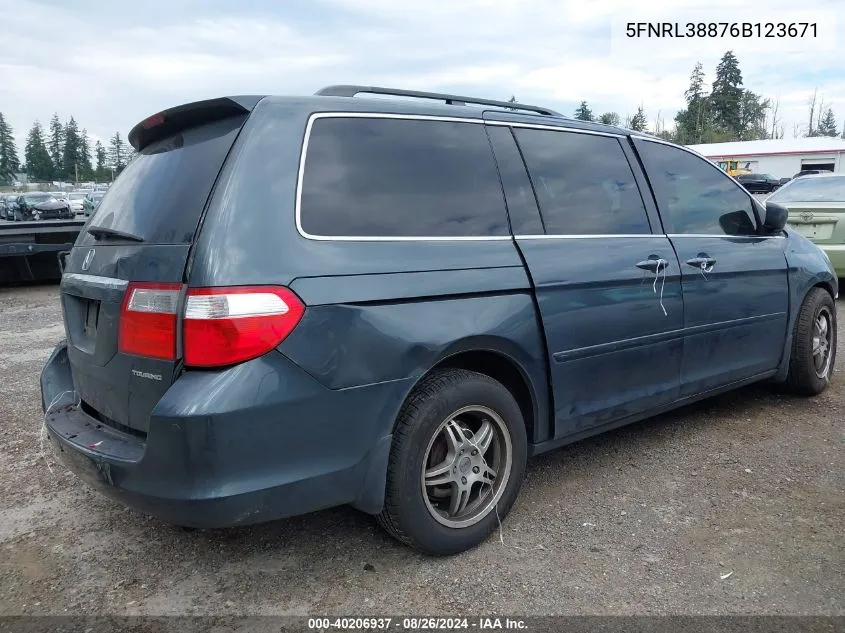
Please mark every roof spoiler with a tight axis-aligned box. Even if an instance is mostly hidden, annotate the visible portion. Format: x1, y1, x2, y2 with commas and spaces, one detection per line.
128, 95, 265, 151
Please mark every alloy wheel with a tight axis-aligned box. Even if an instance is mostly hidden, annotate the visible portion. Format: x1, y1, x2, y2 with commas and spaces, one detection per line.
812, 306, 833, 379
420, 405, 512, 528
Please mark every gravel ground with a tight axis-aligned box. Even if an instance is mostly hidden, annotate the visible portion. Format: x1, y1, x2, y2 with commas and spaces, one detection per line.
0, 284, 842, 617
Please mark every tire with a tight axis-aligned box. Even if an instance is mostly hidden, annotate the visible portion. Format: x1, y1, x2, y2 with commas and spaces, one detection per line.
377, 368, 528, 555
785, 288, 837, 396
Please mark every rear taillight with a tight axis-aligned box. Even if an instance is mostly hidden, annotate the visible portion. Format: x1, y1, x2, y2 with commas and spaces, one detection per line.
118, 282, 181, 360
183, 286, 305, 368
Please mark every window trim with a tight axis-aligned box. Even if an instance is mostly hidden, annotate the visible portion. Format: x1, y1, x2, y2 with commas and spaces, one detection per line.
485, 119, 625, 139
295, 111, 512, 242
294, 115, 785, 243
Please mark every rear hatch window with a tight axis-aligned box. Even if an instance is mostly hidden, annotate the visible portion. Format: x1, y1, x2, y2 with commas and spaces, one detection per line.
62, 113, 247, 434
78, 114, 245, 246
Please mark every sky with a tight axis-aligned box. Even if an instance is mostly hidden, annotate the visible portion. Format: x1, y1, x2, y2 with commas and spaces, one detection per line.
1, 0, 844, 159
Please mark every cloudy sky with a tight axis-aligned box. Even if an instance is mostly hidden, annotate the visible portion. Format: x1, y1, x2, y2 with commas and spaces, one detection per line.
2, 0, 843, 156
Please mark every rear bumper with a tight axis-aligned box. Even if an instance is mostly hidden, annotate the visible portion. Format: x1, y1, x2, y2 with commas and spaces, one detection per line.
40, 342, 409, 527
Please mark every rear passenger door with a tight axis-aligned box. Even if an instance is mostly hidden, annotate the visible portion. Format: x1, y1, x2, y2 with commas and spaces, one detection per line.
634, 138, 789, 396
488, 124, 684, 439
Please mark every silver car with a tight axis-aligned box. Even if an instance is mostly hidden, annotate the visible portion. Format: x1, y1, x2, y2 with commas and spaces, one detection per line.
767, 173, 845, 276
66, 191, 87, 214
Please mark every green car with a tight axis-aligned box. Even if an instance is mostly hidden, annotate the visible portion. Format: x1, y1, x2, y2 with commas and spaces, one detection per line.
768, 173, 845, 276
82, 191, 105, 216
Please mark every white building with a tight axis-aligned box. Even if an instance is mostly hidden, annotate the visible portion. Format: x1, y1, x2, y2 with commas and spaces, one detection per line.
686, 137, 845, 179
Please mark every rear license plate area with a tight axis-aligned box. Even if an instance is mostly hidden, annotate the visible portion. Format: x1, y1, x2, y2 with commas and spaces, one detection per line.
793, 223, 834, 241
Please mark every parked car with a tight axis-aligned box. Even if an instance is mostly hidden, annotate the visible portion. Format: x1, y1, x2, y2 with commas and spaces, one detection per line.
66, 191, 87, 214
794, 169, 828, 179
1, 194, 18, 220
736, 172, 781, 193
82, 191, 104, 216
50, 191, 69, 203
767, 173, 845, 276
15, 192, 73, 220
777, 177, 792, 188
41, 87, 837, 555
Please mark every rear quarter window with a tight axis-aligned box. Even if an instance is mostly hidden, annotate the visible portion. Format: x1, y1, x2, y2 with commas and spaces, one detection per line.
299, 117, 509, 238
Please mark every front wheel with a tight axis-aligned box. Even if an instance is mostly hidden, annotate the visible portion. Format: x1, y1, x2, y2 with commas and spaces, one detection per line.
785, 288, 837, 395
377, 368, 527, 555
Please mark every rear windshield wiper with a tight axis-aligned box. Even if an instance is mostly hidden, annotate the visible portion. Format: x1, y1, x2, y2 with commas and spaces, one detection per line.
87, 226, 145, 243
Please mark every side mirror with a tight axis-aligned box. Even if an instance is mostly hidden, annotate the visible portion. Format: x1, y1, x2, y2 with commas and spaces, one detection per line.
763, 201, 788, 233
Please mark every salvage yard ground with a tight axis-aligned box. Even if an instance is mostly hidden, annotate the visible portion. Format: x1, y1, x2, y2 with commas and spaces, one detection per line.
0, 284, 842, 616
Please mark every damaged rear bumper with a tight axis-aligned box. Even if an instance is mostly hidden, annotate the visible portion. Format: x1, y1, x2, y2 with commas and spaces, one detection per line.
39, 341, 401, 528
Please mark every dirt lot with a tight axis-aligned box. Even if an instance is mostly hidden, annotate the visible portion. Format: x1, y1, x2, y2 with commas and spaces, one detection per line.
0, 284, 842, 616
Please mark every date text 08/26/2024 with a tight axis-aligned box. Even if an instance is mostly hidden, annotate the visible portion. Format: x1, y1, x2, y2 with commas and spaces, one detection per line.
625, 22, 818, 38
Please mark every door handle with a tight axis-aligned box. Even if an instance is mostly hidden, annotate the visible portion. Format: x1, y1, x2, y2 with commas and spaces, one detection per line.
686, 256, 717, 271
636, 258, 669, 272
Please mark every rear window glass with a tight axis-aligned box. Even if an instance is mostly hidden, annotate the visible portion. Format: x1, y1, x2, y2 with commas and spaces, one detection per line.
82, 116, 244, 245
769, 176, 845, 203
299, 117, 508, 238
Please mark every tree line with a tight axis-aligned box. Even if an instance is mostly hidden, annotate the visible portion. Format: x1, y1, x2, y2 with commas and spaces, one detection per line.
568, 51, 841, 144
0, 113, 133, 185
2, 51, 842, 184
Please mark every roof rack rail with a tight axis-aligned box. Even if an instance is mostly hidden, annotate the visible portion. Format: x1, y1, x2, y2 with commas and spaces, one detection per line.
315, 85, 561, 117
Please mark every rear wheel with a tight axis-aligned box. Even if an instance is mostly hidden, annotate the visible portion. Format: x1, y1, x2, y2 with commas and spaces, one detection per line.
377, 368, 527, 555
785, 288, 836, 395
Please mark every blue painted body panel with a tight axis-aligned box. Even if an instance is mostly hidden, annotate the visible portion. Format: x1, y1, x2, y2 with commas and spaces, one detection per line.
668, 235, 789, 395
516, 236, 684, 437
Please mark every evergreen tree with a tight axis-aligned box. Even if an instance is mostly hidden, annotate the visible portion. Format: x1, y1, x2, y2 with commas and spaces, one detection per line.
818, 108, 838, 137
62, 117, 84, 182
48, 113, 64, 180
0, 113, 20, 183
94, 140, 107, 181
684, 61, 706, 103
675, 62, 712, 144
599, 112, 620, 126
628, 106, 647, 132
710, 51, 744, 136
78, 129, 93, 180
574, 101, 594, 121
108, 132, 130, 176
24, 121, 53, 181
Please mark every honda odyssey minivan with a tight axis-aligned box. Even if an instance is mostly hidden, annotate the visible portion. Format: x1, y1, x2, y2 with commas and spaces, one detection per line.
41, 86, 837, 555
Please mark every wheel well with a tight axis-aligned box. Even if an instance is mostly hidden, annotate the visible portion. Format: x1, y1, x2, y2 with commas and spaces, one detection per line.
430, 350, 535, 441
813, 281, 836, 301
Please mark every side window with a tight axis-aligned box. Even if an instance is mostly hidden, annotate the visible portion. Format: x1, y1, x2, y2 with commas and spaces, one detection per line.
513, 128, 650, 235
300, 117, 509, 238
485, 126, 544, 235
637, 140, 758, 236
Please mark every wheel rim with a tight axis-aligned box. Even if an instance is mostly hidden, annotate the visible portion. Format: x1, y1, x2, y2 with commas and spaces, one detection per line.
420, 405, 512, 529
812, 306, 833, 379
